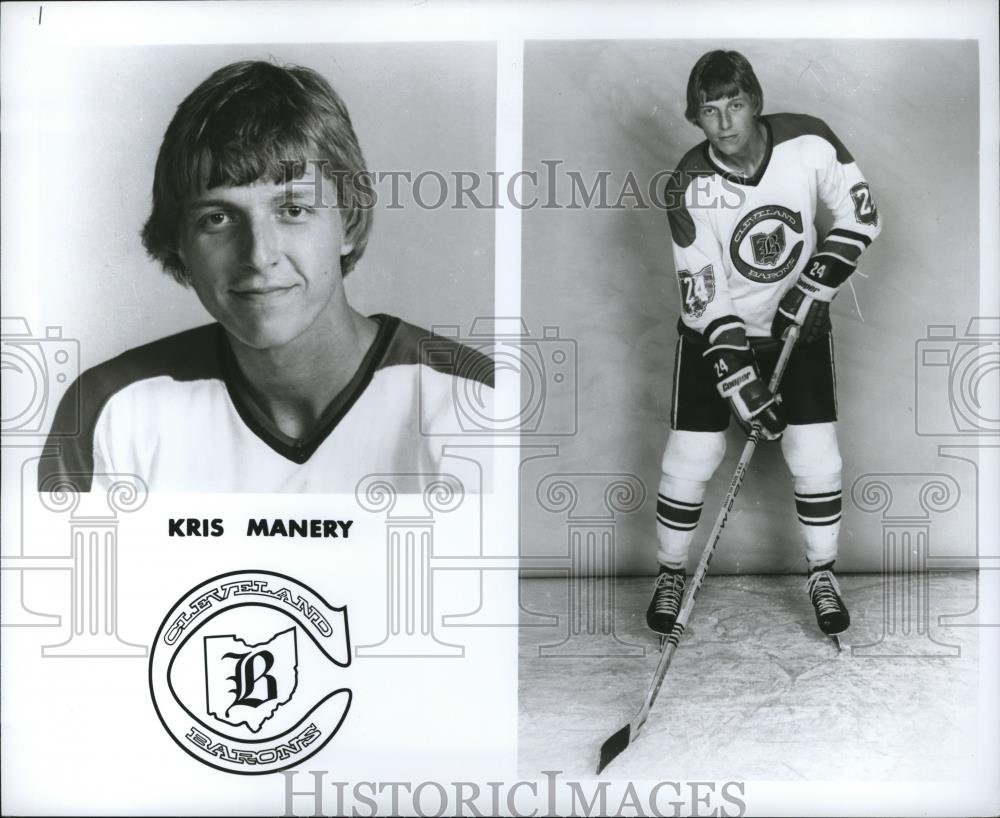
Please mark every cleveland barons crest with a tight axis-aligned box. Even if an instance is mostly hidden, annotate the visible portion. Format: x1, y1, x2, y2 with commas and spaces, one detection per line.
730, 205, 804, 283
149, 570, 351, 775
750, 224, 786, 266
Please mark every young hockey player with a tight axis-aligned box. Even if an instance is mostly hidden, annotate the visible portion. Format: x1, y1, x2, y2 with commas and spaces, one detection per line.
40, 60, 492, 493
649, 50, 881, 640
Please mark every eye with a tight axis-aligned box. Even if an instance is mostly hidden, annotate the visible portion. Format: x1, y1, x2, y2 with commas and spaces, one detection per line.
701, 107, 716, 117
196, 211, 235, 232
730, 100, 744, 111
280, 204, 312, 221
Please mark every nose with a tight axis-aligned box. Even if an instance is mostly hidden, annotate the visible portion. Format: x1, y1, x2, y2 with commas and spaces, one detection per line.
240, 215, 280, 271
719, 109, 732, 130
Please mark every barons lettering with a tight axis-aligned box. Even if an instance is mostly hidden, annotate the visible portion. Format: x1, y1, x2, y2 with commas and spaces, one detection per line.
730, 205, 804, 283
185, 722, 321, 764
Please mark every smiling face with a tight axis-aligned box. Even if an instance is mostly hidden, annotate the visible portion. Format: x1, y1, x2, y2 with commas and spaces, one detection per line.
177, 167, 353, 352
695, 91, 762, 162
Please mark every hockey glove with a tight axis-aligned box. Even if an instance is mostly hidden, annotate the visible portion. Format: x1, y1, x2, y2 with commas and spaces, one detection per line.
771, 254, 852, 344
703, 317, 786, 440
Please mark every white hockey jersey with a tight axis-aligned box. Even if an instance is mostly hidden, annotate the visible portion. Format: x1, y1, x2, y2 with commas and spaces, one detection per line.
666, 113, 882, 338
39, 314, 493, 493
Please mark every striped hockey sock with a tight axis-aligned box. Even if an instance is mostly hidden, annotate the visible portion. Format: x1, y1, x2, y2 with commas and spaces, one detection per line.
794, 485, 842, 567
655, 478, 707, 568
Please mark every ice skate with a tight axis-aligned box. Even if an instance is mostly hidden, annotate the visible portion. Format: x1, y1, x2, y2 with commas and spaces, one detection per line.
646, 566, 686, 650
805, 562, 850, 647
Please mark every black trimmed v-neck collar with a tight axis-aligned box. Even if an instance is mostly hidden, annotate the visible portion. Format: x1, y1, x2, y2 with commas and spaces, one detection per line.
703, 118, 773, 187
217, 314, 400, 464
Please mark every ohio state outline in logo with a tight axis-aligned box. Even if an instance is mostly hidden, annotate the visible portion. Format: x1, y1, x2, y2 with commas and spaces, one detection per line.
149, 570, 351, 775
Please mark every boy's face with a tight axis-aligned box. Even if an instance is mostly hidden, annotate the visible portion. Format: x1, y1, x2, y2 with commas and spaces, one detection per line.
176, 166, 353, 352
696, 90, 759, 159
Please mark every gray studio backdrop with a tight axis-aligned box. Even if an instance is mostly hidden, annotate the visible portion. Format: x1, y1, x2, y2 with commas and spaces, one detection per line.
520, 39, 982, 575
30, 42, 495, 373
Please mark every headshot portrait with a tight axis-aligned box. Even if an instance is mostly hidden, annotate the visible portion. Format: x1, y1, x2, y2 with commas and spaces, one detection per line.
26, 44, 496, 493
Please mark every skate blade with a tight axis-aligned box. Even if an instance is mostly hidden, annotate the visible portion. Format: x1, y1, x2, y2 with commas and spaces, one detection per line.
830, 634, 845, 653
658, 634, 667, 653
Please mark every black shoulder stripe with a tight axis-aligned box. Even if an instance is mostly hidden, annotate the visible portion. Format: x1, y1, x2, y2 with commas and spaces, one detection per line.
768, 113, 854, 165
377, 315, 494, 388
37, 324, 223, 492
665, 144, 718, 248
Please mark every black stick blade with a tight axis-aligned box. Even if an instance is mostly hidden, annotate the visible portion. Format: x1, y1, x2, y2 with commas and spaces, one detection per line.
596, 724, 632, 774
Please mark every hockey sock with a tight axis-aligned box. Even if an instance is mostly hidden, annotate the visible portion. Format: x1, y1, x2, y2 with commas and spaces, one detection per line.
656, 476, 706, 568
656, 430, 725, 568
782, 423, 843, 567
794, 476, 843, 566
797, 483, 842, 567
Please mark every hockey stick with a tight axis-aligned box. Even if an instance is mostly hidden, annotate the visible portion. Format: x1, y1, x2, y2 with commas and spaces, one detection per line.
596, 325, 799, 775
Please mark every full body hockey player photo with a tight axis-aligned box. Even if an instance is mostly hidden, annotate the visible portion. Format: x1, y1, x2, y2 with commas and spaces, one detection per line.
518, 36, 985, 785
36, 57, 493, 493
648, 50, 881, 645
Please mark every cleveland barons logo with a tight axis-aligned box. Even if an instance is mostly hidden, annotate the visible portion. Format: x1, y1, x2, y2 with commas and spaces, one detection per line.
730, 205, 804, 283
149, 570, 351, 775
750, 224, 785, 266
